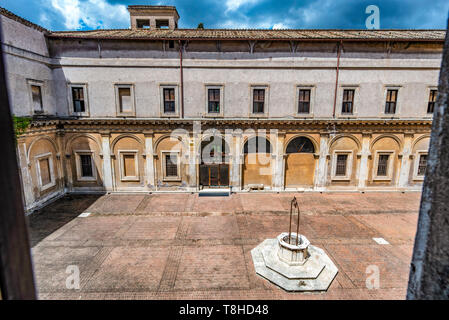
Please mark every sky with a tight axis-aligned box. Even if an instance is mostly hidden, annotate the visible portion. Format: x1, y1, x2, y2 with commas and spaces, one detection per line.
1, 0, 448, 31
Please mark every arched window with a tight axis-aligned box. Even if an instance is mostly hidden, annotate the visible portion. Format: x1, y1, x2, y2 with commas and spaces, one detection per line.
286, 137, 315, 154
244, 137, 272, 154
201, 136, 229, 164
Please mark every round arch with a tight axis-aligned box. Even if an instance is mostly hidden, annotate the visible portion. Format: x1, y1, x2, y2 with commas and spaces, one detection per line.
65, 133, 102, 155
285, 136, 316, 154
110, 134, 144, 151
370, 134, 402, 151
27, 136, 59, 163
243, 136, 273, 154
328, 134, 362, 150
412, 134, 431, 150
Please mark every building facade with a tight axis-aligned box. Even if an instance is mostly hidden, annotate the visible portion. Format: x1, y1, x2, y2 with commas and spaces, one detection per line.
0, 6, 445, 212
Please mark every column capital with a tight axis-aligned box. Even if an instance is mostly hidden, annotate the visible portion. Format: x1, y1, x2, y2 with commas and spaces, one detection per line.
143, 130, 154, 137
362, 131, 372, 138
99, 130, 111, 137
404, 131, 415, 138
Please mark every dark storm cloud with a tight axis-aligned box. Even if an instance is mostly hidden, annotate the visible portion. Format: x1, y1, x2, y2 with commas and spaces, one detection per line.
1, 0, 448, 31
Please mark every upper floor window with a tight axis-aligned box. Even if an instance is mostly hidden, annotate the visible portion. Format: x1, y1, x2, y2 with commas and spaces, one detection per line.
385, 89, 398, 114
427, 89, 437, 114
253, 89, 265, 114
29, 82, 43, 114
72, 87, 85, 113
115, 84, 135, 116
136, 19, 150, 29
163, 88, 176, 113
342, 89, 354, 114
208, 89, 220, 113
160, 85, 179, 117
298, 89, 311, 114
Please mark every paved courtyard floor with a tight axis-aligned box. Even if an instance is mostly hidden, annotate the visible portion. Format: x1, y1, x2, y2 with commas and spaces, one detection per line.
28, 192, 421, 300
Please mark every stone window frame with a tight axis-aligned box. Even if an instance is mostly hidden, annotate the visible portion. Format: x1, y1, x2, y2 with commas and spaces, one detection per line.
336, 85, 359, 118
204, 84, 224, 117
413, 150, 429, 181
425, 86, 438, 118
372, 150, 395, 181
249, 84, 269, 118
114, 84, 136, 117
381, 85, 402, 117
159, 84, 180, 118
161, 150, 181, 182
118, 150, 140, 182
331, 150, 353, 181
74, 150, 97, 182
27, 79, 44, 115
35, 152, 56, 191
68, 83, 89, 117
294, 85, 315, 117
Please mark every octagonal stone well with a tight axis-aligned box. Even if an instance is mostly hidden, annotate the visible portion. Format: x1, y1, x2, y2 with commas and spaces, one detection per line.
251, 233, 338, 292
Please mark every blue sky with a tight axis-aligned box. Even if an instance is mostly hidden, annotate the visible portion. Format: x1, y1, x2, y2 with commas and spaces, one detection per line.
1, 0, 449, 31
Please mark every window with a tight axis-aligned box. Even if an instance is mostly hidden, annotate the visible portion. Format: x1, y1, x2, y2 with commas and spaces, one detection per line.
80, 154, 93, 177
169, 40, 175, 49
335, 154, 348, 176
417, 154, 428, 176
427, 90, 437, 114
119, 151, 139, 181
156, 20, 169, 29
385, 89, 398, 114
298, 89, 311, 114
75, 151, 96, 181
35, 153, 55, 191
164, 88, 176, 113
39, 158, 51, 186
253, 89, 265, 113
115, 85, 135, 116
342, 89, 354, 114
72, 87, 85, 113
31, 85, 43, 113
208, 89, 220, 113
376, 154, 390, 176
136, 19, 150, 29
162, 151, 181, 181
165, 154, 178, 177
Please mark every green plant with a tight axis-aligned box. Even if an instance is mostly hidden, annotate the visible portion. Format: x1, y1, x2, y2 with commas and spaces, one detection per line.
13, 116, 31, 139
197, 22, 204, 29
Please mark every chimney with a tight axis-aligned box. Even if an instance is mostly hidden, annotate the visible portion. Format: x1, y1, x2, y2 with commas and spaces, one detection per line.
128, 5, 180, 30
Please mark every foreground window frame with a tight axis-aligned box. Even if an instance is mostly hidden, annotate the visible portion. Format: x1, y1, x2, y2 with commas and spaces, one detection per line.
427, 88, 438, 115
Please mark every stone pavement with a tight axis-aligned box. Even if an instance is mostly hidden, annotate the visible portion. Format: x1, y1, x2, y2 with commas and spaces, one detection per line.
28, 192, 422, 300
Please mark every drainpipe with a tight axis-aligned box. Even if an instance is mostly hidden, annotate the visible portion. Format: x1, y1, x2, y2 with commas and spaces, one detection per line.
179, 40, 184, 119
332, 41, 342, 119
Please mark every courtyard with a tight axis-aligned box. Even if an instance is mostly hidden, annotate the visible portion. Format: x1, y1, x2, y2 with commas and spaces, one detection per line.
28, 192, 421, 300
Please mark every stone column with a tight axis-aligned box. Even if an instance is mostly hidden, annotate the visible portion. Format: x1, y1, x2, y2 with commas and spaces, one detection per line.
188, 132, 199, 191
55, 131, 65, 191
273, 130, 285, 191
16, 140, 34, 210
100, 132, 113, 191
231, 130, 242, 192
398, 132, 414, 189
144, 131, 155, 190
358, 132, 372, 190
314, 132, 330, 190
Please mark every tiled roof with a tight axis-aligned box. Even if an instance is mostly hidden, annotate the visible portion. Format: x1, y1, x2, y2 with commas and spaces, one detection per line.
47, 29, 446, 41
0, 7, 48, 33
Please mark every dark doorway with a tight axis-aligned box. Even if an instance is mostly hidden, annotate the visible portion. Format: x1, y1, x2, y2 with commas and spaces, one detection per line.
199, 136, 230, 188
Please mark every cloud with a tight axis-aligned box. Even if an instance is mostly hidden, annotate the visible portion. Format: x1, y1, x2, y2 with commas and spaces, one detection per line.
225, 0, 262, 13
48, 0, 128, 30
